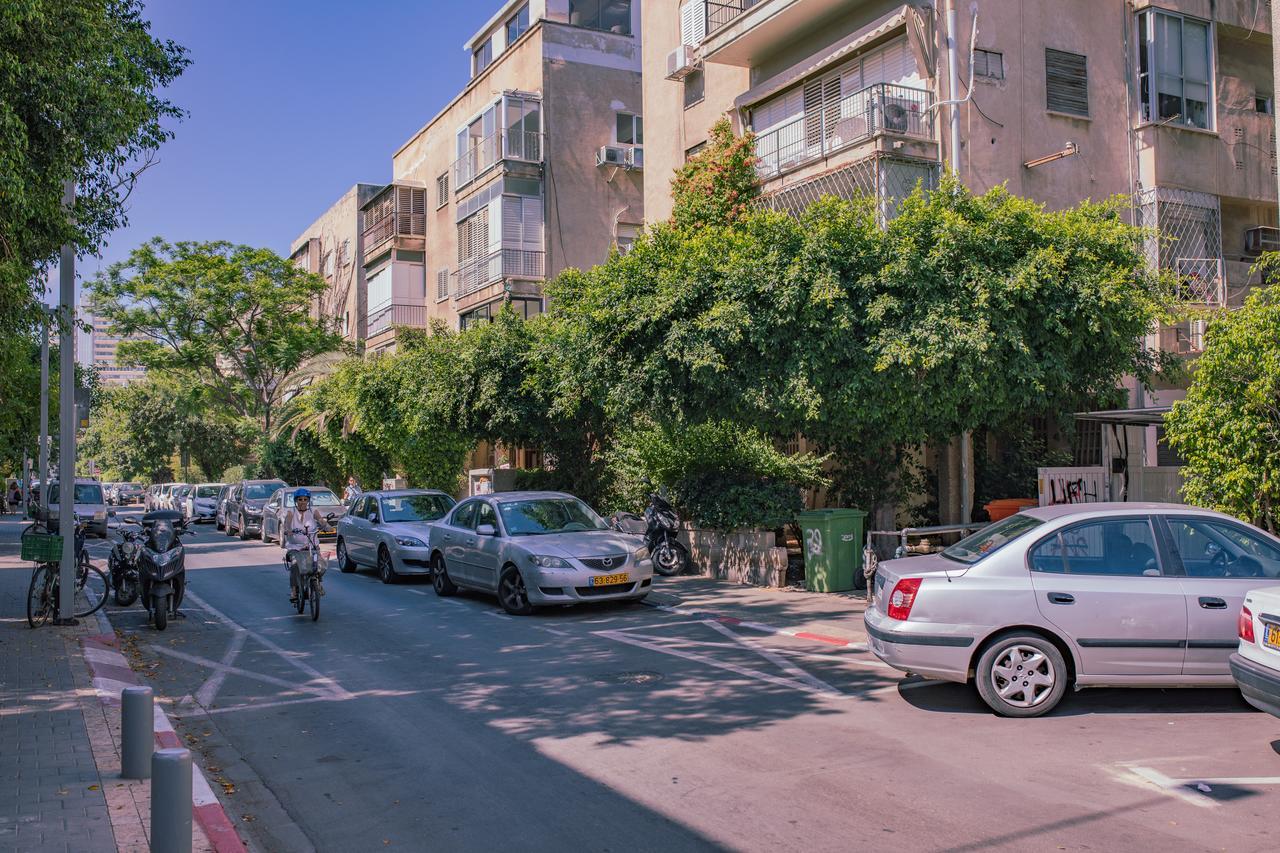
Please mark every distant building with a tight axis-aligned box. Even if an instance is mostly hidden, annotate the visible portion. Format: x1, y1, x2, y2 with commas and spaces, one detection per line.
85, 306, 145, 386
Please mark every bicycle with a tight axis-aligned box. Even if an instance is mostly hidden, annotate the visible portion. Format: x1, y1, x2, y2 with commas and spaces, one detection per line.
286, 521, 330, 622
23, 519, 109, 628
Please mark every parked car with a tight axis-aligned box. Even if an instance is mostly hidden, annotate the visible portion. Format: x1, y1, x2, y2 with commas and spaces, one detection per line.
866, 502, 1280, 717
183, 483, 226, 523
224, 479, 287, 540
42, 478, 109, 538
427, 491, 653, 614
214, 485, 234, 531
102, 483, 118, 505
336, 489, 456, 583
262, 486, 345, 544
170, 484, 193, 513
114, 483, 145, 506
154, 483, 178, 511
1231, 585, 1280, 719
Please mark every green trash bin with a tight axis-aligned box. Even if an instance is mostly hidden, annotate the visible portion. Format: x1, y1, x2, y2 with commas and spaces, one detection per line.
798, 509, 868, 592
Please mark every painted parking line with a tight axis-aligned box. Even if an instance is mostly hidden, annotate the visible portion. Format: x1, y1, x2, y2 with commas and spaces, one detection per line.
1115, 763, 1280, 809
642, 600, 868, 651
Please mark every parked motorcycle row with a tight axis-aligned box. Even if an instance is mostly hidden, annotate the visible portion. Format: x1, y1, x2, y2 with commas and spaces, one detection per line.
106, 509, 194, 631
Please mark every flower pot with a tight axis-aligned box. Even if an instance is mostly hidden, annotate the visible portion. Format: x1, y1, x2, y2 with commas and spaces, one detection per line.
984, 498, 1038, 522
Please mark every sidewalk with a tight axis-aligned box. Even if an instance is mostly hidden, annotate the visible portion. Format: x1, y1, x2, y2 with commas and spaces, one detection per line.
645, 574, 871, 647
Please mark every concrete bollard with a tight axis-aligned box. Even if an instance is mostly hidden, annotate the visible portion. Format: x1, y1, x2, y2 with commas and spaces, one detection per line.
121, 686, 153, 780
151, 748, 192, 853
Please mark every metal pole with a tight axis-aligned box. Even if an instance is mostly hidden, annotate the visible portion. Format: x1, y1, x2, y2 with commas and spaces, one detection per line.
151, 748, 193, 853
1274, 0, 1280, 209
946, 0, 962, 176
38, 311, 49, 500
121, 686, 153, 780
57, 180, 77, 624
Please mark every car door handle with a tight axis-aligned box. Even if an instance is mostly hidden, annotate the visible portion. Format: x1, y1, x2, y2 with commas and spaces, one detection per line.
465, 539, 476, 546
1047, 592, 1075, 605
1198, 596, 1227, 609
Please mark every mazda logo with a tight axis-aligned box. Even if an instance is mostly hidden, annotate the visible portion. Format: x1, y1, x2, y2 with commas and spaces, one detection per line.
602, 557, 614, 567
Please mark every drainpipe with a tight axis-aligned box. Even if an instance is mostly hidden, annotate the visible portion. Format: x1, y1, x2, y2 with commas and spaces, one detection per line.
1273, 0, 1280, 210
947, 0, 972, 523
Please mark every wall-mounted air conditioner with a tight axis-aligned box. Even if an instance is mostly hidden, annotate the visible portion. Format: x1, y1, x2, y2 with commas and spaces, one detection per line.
1244, 225, 1280, 255
624, 147, 643, 170
596, 145, 626, 167
666, 45, 701, 81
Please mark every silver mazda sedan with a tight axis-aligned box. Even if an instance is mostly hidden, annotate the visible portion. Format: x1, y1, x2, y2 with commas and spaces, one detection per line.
865, 502, 1280, 717
429, 491, 654, 614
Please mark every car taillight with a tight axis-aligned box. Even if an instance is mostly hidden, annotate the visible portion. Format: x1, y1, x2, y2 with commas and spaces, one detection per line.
1239, 606, 1255, 643
887, 578, 922, 621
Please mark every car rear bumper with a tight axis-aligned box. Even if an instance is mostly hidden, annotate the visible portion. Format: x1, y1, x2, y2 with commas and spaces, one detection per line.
864, 607, 973, 683
1230, 652, 1280, 718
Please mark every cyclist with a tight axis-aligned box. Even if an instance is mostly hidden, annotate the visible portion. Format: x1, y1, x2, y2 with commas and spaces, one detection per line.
279, 488, 333, 603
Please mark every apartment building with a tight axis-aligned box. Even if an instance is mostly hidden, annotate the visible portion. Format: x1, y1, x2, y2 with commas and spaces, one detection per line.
364, 0, 645, 352
290, 183, 386, 345
84, 306, 145, 387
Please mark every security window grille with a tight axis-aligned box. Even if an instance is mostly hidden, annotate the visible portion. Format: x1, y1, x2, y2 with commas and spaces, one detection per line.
974, 49, 1003, 80
436, 269, 450, 301
436, 173, 449, 208
506, 4, 530, 44
1137, 10, 1212, 129
616, 112, 643, 145
1045, 49, 1088, 116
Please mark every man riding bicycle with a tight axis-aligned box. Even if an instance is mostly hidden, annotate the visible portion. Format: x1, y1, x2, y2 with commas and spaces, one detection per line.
280, 488, 333, 603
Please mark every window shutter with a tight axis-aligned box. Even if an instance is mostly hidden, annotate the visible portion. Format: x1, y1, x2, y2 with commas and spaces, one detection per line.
436, 173, 449, 207
502, 196, 522, 244
437, 268, 449, 300
803, 77, 825, 147
1045, 48, 1088, 116
523, 197, 543, 249
680, 0, 705, 45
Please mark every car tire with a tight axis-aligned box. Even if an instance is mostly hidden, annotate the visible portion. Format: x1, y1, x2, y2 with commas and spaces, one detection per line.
432, 555, 457, 597
215, 515, 224, 531
226, 515, 237, 537
238, 516, 250, 541
498, 565, 534, 616
337, 538, 356, 573
261, 523, 271, 544
377, 546, 397, 585
974, 632, 1068, 718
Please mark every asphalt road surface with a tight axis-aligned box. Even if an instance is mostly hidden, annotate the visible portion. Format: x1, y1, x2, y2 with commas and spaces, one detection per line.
100, 507, 1280, 852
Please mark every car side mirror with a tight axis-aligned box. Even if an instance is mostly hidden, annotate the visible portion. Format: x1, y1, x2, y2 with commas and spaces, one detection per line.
476, 523, 497, 537
108, 510, 117, 518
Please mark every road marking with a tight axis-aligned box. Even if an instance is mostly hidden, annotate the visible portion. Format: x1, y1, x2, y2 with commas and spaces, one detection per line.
153, 646, 336, 696
540, 627, 570, 637
1120, 766, 1220, 809
194, 628, 247, 707
485, 611, 513, 620
407, 589, 429, 596
702, 619, 845, 696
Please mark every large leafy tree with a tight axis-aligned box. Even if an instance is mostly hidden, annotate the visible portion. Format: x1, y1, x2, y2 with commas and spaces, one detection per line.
0, 0, 187, 331
88, 239, 344, 434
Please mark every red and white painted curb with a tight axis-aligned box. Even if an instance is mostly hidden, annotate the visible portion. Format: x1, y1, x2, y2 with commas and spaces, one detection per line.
81, 633, 246, 853
642, 600, 868, 649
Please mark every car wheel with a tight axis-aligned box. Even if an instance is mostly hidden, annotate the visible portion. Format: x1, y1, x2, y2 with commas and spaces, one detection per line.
432, 555, 457, 596
974, 632, 1068, 718
377, 546, 397, 585
226, 514, 237, 537
215, 516, 224, 531
498, 565, 534, 616
337, 538, 356, 573
238, 515, 250, 541
261, 523, 271, 544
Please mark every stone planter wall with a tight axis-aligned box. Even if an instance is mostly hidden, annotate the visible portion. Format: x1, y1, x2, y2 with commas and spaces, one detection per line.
678, 527, 789, 587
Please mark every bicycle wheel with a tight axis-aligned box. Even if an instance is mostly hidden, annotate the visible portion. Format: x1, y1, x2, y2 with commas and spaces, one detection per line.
26, 565, 56, 628
72, 561, 109, 619
309, 577, 320, 622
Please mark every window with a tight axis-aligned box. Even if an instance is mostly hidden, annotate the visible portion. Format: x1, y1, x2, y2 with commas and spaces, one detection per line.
504, 94, 541, 160
1030, 519, 1161, 576
941, 514, 1044, 565
1256, 96, 1274, 115
974, 48, 1003, 80
436, 268, 450, 301
436, 173, 449, 208
501, 195, 543, 251
1045, 48, 1089, 117
506, 4, 530, 44
1137, 10, 1211, 129
509, 297, 542, 320
615, 112, 643, 145
680, 0, 705, 45
616, 223, 640, 253
473, 38, 493, 75
683, 69, 705, 108
569, 0, 631, 35
458, 208, 490, 265
459, 303, 493, 330
321, 250, 334, 278
337, 239, 350, 267
451, 501, 478, 529
475, 501, 498, 532
1165, 517, 1280, 578
685, 141, 706, 160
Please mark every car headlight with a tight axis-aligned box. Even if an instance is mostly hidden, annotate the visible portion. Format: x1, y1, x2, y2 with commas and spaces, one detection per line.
529, 555, 571, 568
634, 546, 650, 562
395, 536, 425, 547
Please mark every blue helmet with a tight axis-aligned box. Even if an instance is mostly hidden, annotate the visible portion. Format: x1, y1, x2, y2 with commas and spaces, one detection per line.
293, 488, 311, 502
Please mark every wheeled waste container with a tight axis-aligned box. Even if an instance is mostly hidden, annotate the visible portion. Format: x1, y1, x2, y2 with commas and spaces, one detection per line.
798, 509, 868, 592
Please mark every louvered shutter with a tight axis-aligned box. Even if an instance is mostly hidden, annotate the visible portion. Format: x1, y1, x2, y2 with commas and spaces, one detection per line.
754, 87, 803, 134
680, 0, 705, 46
1045, 48, 1088, 116
803, 77, 825, 148
502, 196, 523, 244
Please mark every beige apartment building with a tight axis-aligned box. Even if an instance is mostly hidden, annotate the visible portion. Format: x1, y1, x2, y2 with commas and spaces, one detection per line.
290, 183, 386, 345
84, 306, 145, 387
362, 0, 645, 352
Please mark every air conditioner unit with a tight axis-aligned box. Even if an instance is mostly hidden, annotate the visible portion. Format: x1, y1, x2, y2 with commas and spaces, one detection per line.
1244, 225, 1280, 255
666, 44, 700, 81
624, 146, 644, 170
596, 145, 626, 167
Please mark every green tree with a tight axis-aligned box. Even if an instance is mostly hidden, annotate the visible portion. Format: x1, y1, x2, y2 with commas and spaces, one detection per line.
1165, 273, 1280, 531
0, 0, 187, 332
669, 118, 760, 231
88, 239, 344, 434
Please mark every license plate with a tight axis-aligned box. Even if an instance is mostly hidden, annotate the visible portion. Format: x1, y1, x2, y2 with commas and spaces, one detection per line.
590, 573, 630, 586
1266, 623, 1280, 650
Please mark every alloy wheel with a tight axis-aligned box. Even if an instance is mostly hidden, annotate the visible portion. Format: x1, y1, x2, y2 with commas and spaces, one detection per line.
990, 644, 1056, 709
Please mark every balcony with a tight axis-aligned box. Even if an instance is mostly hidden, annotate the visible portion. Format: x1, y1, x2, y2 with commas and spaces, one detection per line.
453, 130, 544, 192
754, 83, 933, 180
361, 185, 426, 258
366, 302, 429, 337
453, 248, 545, 299
702, 0, 880, 66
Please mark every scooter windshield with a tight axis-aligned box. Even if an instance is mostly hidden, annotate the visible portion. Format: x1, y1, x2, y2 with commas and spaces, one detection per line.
151, 522, 176, 552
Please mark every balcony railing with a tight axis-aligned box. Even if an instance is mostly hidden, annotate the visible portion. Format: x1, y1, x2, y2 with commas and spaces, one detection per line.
453, 248, 545, 298
1174, 258, 1225, 307
754, 83, 933, 180
367, 302, 429, 336
453, 130, 544, 190
705, 0, 764, 33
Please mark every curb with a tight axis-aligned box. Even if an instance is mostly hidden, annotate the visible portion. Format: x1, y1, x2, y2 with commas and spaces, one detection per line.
80, 631, 246, 853
641, 599, 868, 649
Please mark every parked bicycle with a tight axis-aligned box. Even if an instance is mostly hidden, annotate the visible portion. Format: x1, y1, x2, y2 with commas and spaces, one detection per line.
22, 518, 109, 628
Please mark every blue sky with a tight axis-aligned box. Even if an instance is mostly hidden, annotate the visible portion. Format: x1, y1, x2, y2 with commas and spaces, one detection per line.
83, 0, 490, 281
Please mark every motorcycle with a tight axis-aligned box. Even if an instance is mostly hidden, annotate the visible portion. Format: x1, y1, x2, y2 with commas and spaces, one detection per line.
107, 518, 143, 606
137, 510, 194, 630
286, 515, 333, 622
612, 491, 689, 576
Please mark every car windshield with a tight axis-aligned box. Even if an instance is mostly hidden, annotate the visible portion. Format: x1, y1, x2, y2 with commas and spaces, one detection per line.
123, 484, 142, 492
942, 514, 1045, 564
46, 483, 104, 504
308, 490, 340, 506
196, 485, 221, 498
381, 494, 454, 522
499, 498, 608, 536
244, 483, 283, 500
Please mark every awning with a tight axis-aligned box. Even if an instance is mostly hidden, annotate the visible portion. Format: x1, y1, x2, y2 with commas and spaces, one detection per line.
733, 4, 913, 110
1073, 407, 1172, 427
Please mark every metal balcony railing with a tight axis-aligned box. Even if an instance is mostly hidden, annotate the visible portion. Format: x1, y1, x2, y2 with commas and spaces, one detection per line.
754, 83, 934, 180
453, 130, 544, 190
452, 248, 545, 298
705, 0, 764, 32
1174, 257, 1225, 307
367, 302, 429, 336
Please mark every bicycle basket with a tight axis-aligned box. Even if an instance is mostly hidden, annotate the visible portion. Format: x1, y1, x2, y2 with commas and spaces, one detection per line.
21, 533, 64, 563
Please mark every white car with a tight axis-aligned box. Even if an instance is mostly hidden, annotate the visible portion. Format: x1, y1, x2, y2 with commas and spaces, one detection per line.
1231, 585, 1280, 718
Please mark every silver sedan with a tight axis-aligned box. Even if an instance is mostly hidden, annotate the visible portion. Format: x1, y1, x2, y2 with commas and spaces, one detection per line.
335, 490, 456, 584
428, 491, 654, 614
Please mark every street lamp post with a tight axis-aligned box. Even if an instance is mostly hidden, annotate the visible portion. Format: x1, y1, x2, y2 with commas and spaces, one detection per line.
56, 180, 77, 625
38, 308, 50, 502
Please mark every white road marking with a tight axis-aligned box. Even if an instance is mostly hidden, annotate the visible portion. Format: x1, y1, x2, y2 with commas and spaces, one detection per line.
194, 629, 247, 707
152, 646, 336, 696
1121, 766, 1219, 809
540, 627, 570, 637
407, 589, 429, 596
185, 694, 351, 716
702, 619, 845, 696
485, 611, 513, 620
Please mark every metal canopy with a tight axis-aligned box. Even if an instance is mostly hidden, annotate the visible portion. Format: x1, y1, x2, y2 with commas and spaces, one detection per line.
1073, 407, 1171, 427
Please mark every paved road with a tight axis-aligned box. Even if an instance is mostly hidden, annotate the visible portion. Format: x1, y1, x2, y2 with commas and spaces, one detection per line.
101, 508, 1280, 852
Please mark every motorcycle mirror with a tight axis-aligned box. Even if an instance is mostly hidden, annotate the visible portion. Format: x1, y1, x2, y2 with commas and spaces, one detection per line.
108, 510, 117, 518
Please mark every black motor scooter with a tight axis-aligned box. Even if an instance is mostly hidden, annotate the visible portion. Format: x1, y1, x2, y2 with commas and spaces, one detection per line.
612, 491, 689, 576
107, 516, 143, 606
137, 510, 194, 630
